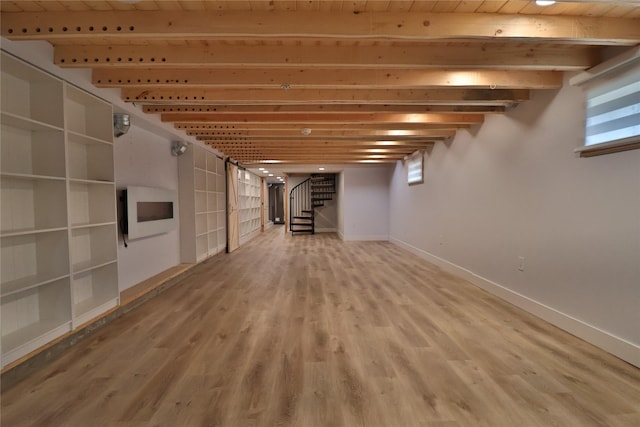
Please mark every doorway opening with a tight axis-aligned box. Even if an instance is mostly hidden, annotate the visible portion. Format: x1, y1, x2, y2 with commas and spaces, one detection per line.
269, 183, 285, 224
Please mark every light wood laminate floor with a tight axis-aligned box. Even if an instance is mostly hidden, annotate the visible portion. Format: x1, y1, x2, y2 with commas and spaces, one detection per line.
2, 227, 640, 426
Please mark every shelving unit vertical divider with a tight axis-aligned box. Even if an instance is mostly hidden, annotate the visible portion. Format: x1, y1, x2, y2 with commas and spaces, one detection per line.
63, 82, 118, 329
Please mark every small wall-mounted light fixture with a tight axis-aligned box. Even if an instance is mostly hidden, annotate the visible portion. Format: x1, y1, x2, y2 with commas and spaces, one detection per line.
171, 141, 188, 156
113, 113, 130, 138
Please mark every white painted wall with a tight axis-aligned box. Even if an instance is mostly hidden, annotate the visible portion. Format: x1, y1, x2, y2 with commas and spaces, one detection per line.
342, 166, 392, 241
114, 126, 181, 292
389, 75, 640, 366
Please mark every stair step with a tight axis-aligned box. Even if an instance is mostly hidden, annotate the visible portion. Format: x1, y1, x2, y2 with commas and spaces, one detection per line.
301, 209, 313, 213
293, 216, 312, 220
311, 183, 334, 187
291, 225, 313, 230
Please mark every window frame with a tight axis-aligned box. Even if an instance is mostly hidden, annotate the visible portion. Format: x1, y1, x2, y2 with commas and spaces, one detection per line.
406, 151, 424, 185
571, 46, 640, 158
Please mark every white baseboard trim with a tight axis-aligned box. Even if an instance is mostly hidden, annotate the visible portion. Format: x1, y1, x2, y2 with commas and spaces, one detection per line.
315, 227, 337, 233
390, 237, 640, 368
337, 230, 345, 240
343, 234, 389, 241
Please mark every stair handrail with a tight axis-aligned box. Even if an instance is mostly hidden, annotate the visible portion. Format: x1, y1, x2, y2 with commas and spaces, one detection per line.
289, 177, 312, 232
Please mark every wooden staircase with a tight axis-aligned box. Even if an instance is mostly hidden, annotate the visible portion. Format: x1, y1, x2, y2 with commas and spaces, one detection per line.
290, 174, 336, 234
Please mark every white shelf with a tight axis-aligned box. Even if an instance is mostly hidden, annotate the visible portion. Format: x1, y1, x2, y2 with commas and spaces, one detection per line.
72, 263, 118, 317
0, 111, 64, 132
69, 178, 114, 186
207, 192, 217, 212
69, 181, 116, 227
73, 298, 117, 328
195, 169, 206, 191
195, 213, 207, 235
1, 273, 71, 298
1, 113, 66, 178
1, 177, 68, 235
0, 172, 65, 181
65, 85, 112, 142
0, 226, 68, 238
1, 320, 71, 367
70, 221, 117, 230
1, 53, 64, 128
206, 151, 217, 173
195, 191, 207, 213
66, 129, 113, 146
207, 171, 217, 190
208, 212, 218, 230
196, 234, 208, 261
217, 229, 226, 247
194, 145, 206, 170
67, 132, 114, 182
72, 259, 117, 276
1, 278, 72, 359
70, 224, 117, 274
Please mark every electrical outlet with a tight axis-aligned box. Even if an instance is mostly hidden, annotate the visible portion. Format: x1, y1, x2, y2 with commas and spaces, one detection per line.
518, 256, 525, 271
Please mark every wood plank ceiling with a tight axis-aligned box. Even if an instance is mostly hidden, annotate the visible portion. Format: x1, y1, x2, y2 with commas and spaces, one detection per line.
2, 1, 640, 166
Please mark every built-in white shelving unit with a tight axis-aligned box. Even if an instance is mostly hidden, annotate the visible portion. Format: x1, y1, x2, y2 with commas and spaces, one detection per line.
0, 52, 118, 368
238, 169, 262, 243
178, 143, 226, 263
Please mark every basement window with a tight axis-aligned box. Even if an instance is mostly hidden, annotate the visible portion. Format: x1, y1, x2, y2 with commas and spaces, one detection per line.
571, 47, 640, 157
407, 151, 424, 185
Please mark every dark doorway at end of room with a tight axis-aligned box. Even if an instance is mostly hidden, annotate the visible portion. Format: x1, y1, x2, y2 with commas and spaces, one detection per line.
269, 183, 285, 224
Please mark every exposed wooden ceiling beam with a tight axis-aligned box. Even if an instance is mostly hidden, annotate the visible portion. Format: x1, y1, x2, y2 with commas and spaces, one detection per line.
54, 44, 598, 70
94, 68, 562, 89
208, 140, 431, 147
201, 140, 439, 147
144, 105, 504, 114
162, 113, 483, 124
206, 146, 424, 153
4, 11, 640, 44
175, 123, 470, 131
123, 88, 529, 104
189, 129, 455, 138
240, 160, 396, 165
223, 152, 406, 160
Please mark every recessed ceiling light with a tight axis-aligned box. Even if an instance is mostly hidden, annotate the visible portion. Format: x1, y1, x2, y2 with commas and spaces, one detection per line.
263, 170, 269, 173
276, 176, 282, 179
535, 0, 556, 5
319, 167, 325, 171
301, 128, 312, 135
268, 174, 274, 177
258, 167, 265, 171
